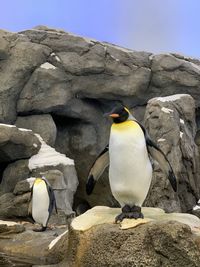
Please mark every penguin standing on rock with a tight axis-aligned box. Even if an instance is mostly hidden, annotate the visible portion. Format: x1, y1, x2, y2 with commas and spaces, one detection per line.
86, 104, 177, 223
31, 177, 57, 231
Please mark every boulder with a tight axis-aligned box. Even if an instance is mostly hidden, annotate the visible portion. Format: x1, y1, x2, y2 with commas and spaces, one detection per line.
0, 222, 68, 266
0, 192, 30, 218
150, 54, 200, 105
66, 206, 200, 267
0, 124, 40, 163
0, 34, 51, 123
144, 94, 200, 212
16, 114, 57, 146
0, 159, 30, 195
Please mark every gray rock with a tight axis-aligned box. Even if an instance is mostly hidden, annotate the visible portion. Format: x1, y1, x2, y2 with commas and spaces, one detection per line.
0, 37, 51, 122
144, 94, 200, 212
0, 192, 30, 218
149, 54, 200, 105
0, 125, 41, 163
17, 65, 72, 115
0, 160, 30, 195
16, 114, 57, 146
0, 223, 68, 266
0, 220, 25, 236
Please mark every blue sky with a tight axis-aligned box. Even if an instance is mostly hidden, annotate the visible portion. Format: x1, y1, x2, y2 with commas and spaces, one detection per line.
1, 0, 200, 58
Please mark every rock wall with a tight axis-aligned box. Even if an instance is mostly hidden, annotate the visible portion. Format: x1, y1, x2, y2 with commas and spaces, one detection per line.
0, 26, 200, 217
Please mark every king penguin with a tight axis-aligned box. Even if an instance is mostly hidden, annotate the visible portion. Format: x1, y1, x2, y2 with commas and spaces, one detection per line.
31, 177, 57, 231
86, 104, 177, 222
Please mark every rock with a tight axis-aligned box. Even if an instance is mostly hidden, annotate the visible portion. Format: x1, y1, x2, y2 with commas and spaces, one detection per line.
0, 223, 68, 266
144, 94, 200, 212
13, 177, 35, 195
0, 124, 41, 163
0, 192, 30, 218
16, 114, 57, 146
150, 54, 200, 105
67, 206, 200, 267
0, 220, 25, 236
0, 36, 51, 123
0, 160, 30, 195
17, 65, 72, 115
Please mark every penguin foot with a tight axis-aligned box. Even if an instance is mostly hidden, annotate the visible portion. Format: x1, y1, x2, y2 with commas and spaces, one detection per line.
115, 205, 144, 223
33, 226, 47, 232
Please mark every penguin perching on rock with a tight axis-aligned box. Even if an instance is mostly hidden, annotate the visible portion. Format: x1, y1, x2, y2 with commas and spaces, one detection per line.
30, 177, 57, 232
86, 105, 177, 223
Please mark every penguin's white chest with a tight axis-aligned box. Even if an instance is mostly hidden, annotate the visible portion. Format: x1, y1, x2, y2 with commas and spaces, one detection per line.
32, 180, 50, 226
109, 121, 152, 207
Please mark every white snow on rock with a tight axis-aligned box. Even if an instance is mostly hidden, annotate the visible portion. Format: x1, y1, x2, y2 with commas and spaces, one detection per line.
0, 123, 15, 128
180, 131, 183, 138
26, 177, 36, 188
33, 143, 38, 148
161, 107, 174, 114
0, 220, 18, 226
18, 128, 32, 132
151, 94, 188, 103
40, 62, 57, 70
50, 52, 61, 62
28, 134, 74, 171
180, 119, 184, 124
193, 205, 200, 211
48, 230, 68, 250
158, 138, 166, 142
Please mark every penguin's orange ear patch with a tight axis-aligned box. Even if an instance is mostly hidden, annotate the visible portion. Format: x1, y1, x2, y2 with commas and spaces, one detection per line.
110, 113, 120, 118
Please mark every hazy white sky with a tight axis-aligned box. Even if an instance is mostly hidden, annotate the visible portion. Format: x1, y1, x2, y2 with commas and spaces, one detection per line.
1, 0, 200, 58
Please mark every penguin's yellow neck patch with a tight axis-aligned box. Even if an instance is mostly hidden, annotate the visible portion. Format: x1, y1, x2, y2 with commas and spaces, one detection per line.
34, 178, 44, 185
111, 120, 139, 131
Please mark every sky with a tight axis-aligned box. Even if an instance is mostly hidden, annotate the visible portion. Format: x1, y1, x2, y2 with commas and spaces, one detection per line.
1, 0, 200, 58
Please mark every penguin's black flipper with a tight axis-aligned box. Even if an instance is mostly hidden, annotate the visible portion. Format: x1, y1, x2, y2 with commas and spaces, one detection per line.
42, 177, 57, 214
86, 145, 109, 195
136, 121, 177, 192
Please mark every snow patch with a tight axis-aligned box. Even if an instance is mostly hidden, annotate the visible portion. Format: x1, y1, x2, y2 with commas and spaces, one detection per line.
193, 205, 200, 211
28, 134, 74, 171
19, 128, 32, 132
0, 220, 18, 226
161, 107, 174, 114
158, 138, 166, 142
33, 143, 38, 148
40, 62, 57, 70
48, 230, 68, 250
180, 131, 183, 138
50, 52, 61, 62
26, 177, 36, 188
110, 54, 120, 62
180, 119, 184, 124
152, 94, 188, 103
0, 123, 15, 128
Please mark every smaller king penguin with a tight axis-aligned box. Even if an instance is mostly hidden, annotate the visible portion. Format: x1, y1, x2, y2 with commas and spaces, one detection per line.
31, 177, 57, 232
86, 104, 177, 223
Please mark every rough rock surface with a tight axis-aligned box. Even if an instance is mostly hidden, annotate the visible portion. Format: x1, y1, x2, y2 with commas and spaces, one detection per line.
16, 114, 57, 146
67, 206, 200, 267
144, 94, 200, 212
0, 124, 40, 163
0, 221, 68, 266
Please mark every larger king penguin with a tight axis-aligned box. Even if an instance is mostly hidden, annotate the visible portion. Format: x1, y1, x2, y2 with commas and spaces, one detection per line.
86, 104, 177, 223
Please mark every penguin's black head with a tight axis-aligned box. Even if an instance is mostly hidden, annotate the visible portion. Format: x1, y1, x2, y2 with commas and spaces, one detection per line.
106, 105, 130, 123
